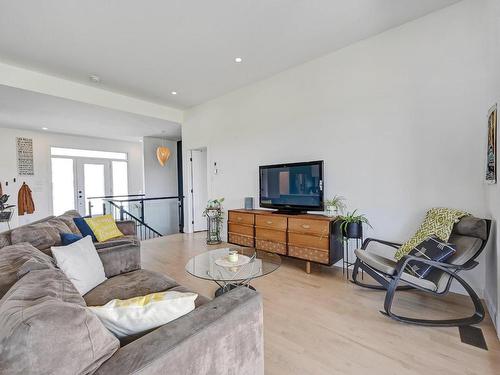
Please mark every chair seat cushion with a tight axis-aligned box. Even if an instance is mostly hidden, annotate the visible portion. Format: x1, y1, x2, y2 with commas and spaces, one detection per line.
354, 249, 397, 275
354, 249, 438, 291
84, 269, 179, 306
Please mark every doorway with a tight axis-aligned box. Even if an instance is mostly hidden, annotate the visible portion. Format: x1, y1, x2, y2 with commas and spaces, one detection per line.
189, 148, 208, 232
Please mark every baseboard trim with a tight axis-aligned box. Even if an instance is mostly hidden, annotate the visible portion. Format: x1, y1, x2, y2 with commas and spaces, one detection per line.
484, 288, 499, 338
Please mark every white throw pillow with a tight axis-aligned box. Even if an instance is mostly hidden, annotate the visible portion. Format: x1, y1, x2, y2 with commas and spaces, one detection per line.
88, 291, 197, 338
51, 235, 107, 295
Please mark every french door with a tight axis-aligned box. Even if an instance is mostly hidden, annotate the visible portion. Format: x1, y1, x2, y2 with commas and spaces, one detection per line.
75, 159, 112, 216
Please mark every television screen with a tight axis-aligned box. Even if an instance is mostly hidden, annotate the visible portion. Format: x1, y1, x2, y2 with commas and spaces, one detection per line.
259, 161, 323, 211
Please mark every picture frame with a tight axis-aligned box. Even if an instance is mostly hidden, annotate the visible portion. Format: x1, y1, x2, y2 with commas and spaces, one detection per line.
486, 104, 497, 184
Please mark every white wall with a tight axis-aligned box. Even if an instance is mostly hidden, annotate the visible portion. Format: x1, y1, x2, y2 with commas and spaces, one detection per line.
142, 136, 179, 235
182, 0, 499, 317
0, 126, 144, 228
482, 0, 500, 335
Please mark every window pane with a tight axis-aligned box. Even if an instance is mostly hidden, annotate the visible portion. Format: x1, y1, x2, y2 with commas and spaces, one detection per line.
51, 147, 127, 160
112, 161, 129, 197
84, 164, 105, 215
51, 158, 75, 215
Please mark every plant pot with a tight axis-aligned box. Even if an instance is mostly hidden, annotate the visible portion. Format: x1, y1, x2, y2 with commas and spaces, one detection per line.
325, 206, 337, 217
344, 222, 363, 239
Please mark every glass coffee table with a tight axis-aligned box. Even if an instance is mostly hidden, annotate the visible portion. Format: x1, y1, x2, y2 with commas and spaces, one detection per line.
185, 247, 281, 297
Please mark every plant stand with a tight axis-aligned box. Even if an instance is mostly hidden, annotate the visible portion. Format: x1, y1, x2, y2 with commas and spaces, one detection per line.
334, 220, 364, 279
342, 236, 363, 279
206, 208, 222, 245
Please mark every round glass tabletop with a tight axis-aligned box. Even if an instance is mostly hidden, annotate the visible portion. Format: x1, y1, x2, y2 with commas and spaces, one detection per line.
185, 247, 281, 283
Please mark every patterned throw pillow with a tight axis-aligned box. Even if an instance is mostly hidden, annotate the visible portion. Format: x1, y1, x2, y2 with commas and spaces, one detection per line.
84, 215, 124, 243
394, 208, 468, 260
405, 236, 456, 279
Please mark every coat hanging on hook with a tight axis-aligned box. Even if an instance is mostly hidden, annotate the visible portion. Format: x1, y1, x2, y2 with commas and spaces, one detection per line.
18, 182, 35, 216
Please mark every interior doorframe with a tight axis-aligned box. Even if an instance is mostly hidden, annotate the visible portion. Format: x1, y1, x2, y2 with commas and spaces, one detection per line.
184, 146, 209, 233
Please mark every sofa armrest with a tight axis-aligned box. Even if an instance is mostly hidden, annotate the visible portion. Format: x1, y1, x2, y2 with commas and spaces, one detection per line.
97, 243, 141, 278
116, 220, 137, 236
95, 287, 264, 375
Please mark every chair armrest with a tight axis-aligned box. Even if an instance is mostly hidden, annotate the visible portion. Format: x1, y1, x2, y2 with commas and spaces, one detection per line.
393, 255, 475, 276
361, 238, 402, 251
116, 220, 137, 236
95, 287, 264, 375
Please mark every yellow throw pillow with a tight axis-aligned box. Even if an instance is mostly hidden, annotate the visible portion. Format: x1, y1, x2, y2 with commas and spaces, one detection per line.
88, 291, 198, 338
84, 214, 124, 242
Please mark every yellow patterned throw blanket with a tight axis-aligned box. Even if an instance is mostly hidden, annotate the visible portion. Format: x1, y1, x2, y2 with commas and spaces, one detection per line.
394, 208, 469, 260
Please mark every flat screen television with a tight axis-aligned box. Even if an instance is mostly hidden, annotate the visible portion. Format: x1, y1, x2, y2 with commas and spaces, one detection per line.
259, 160, 324, 213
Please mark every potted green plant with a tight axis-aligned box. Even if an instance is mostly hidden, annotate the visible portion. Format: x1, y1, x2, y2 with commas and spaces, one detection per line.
203, 198, 225, 244
339, 210, 372, 239
324, 195, 346, 217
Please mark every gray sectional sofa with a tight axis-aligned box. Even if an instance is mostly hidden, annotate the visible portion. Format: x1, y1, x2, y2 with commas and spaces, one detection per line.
0, 211, 264, 375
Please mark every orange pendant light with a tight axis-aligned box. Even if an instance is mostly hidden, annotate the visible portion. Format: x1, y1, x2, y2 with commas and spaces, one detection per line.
156, 146, 171, 166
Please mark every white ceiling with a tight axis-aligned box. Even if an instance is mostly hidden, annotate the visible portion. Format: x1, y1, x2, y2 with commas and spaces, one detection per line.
0, 0, 460, 109
0, 85, 181, 142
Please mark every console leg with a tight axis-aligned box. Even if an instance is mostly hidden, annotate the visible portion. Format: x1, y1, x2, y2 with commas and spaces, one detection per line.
306, 261, 311, 274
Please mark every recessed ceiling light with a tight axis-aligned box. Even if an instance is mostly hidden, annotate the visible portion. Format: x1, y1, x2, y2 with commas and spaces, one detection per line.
89, 74, 101, 83
234, 57, 243, 63
171, 91, 177, 95
42, 127, 48, 130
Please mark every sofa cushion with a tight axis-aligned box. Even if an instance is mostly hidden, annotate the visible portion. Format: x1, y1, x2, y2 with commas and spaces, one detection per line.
84, 269, 179, 306
73, 217, 98, 242
0, 242, 55, 298
169, 285, 211, 308
61, 232, 83, 245
89, 290, 198, 338
47, 218, 73, 234
57, 210, 82, 235
85, 214, 124, 242
0, 268, 119, 375
0, 232, 10, 248
96, 242, 141, 278
51, 236, 107, 295
95, 235, 139, 249
10, 221, 63, 252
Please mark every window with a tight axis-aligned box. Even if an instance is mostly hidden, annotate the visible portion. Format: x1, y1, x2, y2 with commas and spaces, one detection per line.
51, 147, 127, 160
51, 158, 75, 215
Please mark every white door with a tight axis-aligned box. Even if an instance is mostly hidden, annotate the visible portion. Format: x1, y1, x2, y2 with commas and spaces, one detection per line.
190, 149, 208, 232
76, 159, 112, 216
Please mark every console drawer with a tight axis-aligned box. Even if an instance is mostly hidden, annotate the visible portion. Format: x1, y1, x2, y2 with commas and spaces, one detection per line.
256, 239, 287, 255
228, 223, 254, 237
288, 245, 329, 264
256, 227, 286, 243
255, 215, 287, 230
288, 218, 329, 236
228, 211, 255, 225
288, 232, 329, 250
228, 233, 254, 247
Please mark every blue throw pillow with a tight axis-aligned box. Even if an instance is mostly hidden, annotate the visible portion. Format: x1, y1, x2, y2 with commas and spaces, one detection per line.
73, 217, 97, 242
60, 233, 83, 246
405, 236, 456, 279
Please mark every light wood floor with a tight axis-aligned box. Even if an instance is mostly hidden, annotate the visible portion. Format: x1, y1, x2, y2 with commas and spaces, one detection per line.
141, 232, 500, 375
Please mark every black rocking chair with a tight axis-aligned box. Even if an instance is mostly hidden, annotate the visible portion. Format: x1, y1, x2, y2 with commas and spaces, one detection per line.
351, 216, 491, 327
